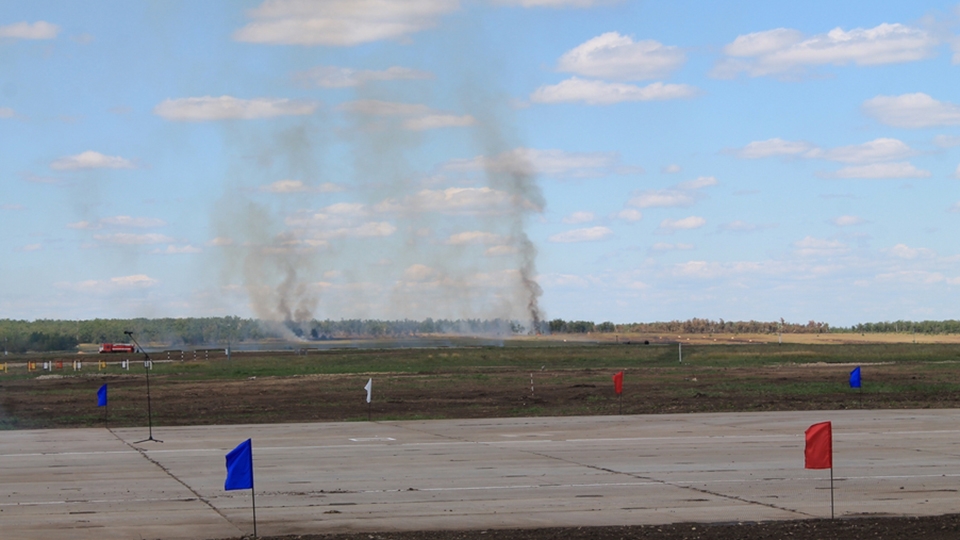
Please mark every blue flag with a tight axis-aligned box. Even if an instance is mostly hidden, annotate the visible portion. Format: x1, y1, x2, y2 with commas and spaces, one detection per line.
225, 439, 254, 491
97, 384, 108, 407
849, 366, 861, 388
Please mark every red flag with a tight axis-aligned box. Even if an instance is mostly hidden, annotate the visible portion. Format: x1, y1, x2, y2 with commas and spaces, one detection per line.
612, 371, 623, 395
804, 421, 832, 469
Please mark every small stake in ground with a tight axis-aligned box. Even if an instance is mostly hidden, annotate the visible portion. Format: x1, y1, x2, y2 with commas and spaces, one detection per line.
805, 421, 834, 519
613, 371, 624, 415
364, 378, 372, 421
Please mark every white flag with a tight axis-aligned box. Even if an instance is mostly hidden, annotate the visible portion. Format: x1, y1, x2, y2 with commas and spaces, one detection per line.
364, 378, 372, 404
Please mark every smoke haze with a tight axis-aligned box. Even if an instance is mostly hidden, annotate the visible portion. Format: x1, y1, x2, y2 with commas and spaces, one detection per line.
212, 35, 545, 334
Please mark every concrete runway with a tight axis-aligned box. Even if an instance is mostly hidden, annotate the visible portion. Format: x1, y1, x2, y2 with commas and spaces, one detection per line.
4, 409, 960, 539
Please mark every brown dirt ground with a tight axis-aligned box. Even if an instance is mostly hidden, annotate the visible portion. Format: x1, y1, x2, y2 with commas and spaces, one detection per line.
222, 514, 960, 540
3, 362, 960, 429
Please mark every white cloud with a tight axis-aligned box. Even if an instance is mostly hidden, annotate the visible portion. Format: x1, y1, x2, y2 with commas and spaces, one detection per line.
50, 151, 135, 171
0, 107, 15, 118
315, 222, 397, 240
111, 274, 158, 287
539, 273, 591, 288
340, 99, 475, 131
616, 209, 642, 222
659, 216, 705, 231
341, 100, 430, 116
822, 162, 931, 179
719, 220, 773, 232
57, 274, 159, 292
886, 243, 934, 259
285, 203, 370, 229
445, 147, 640, 178
949, 202, 960, 213
675, 176, 718, 190
716, 23, 937, 78
1, 203, 24, 211
732, 138, 815, 159
154, 96, 317, 121
733, 137, 914, 164
661, 164, 682, 174
671, 260, 764, 279
402, 263, 441, 282
874, 270, 947, 285
293, 65, 432, 88
863, 93, 960, 128
548, 226, 612, 243
557, 32, 685, 81
101, 216, 166, 228
628, 176, 716, 208
260, 180, 344, 193
651, 242, 693, 252
209, 237, 234, 246
562, 211, 594, 224
809, 138, 915, 163
832, 215, 865, 226
492, 0, 618, 6
445, 231, 503, 245
153, 245, 202, 254
376, 187, 537, 215
955, 164, 960, 179
403, 114, 476, 130
0, 21, 59, 40
531, 77, 697, 105
793, 236, 847, 257
933, 135, 960, 148
484, 245, 518, 256
233, 0, 458, 46
94, 233, 174, 245
724, 28, 804, 57
18, 243, 42, 252
629, 191, 694, 208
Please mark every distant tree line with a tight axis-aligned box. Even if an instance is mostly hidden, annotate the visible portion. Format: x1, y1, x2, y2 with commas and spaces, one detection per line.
1, 317, 958, 353
614, 318, 831, 335
849, 320, 960, 335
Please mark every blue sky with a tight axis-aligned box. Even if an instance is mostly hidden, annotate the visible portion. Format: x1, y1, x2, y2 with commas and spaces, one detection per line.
2, 0, 959, 326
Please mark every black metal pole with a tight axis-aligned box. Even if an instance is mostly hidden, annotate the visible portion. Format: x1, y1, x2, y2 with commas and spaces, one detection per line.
126, 331, 162, 443
830, 467, 835, 519
251, 486, 258, 538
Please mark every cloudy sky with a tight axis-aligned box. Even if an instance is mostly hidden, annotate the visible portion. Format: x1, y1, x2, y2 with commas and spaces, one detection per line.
2, 1, 959, 326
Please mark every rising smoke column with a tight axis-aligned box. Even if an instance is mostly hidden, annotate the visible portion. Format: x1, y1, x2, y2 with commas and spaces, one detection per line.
213, 122, 324, 336
470, 113, 546, 333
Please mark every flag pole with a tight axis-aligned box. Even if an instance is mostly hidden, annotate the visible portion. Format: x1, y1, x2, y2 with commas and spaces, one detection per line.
618, 393, 622, 415
251, 485, 258, 538
859, 386, 862, 409
830, 466, 835, 519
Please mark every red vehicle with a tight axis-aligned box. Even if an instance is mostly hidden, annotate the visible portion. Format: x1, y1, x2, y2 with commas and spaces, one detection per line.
99, 343, 136, 354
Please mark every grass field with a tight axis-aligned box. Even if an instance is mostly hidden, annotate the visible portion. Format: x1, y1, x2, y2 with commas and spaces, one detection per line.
1, 337, 959, 430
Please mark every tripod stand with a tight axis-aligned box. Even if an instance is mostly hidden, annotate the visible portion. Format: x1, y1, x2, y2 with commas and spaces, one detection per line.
125, 331, 162, 444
